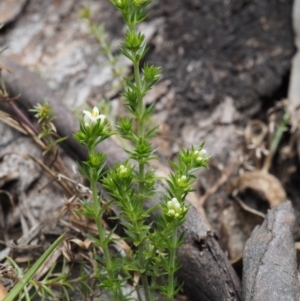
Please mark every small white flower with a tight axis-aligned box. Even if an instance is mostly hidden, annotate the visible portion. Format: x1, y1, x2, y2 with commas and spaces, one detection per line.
83, 106, 106, 127
196, 148, 207, 162
119, 165, 127, 174
167, 198, 185, 218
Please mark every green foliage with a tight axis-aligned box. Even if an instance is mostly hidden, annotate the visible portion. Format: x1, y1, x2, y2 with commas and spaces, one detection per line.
1, 1, 210, 301
74, 1, 210, 301
3, 235, 66, 301
29, 101, 68, 153
29, 101, 54, 124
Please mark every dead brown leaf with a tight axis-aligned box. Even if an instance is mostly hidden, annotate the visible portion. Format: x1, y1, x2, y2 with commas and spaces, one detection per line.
228, 170, 286, 208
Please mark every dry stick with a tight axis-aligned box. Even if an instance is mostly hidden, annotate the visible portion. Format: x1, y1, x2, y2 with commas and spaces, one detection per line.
8, 101, 39, 136
0, 55, 241, 301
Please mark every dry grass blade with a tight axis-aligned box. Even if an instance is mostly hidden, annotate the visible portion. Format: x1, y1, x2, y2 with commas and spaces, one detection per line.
16, 221, 48, 246
61, 237, 94, 261
9, 241, 42, 253
0, 110, 28, 135
32, 247, 62, 281
0, 110, 46, 150
69, 238, 93, 250
7, 219, 57, 263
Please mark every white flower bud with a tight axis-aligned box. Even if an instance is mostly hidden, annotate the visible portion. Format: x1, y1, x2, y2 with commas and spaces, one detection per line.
171, 197, 178, 205
167, 198, 185, 218
196, 148, 207, 162
168, 209, 175, 216
167, 200, 173, 209
199, 149, 207, 156
178, 175, 187, 184
174, 202, 181, 211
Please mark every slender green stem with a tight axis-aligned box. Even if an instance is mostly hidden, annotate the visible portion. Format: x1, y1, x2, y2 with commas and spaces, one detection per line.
263, 111, 289, 172
91, 176, 121, 300
133, 58, 145, 194
133, 40, 153, 301
91, 178, 112, 272
139, 246, 153, 301
167, 227, 178, 301
133, 59, 144, 138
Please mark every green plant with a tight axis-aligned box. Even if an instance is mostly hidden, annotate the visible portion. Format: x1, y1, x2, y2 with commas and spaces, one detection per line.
29, 101, 67, 155
3, 235, 65, 301
77, 5, 130, 143
74, 1, 209, 301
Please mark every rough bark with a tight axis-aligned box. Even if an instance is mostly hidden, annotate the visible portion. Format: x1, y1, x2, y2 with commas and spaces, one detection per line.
242, 201, 300, 301
178, 206, 241, 301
